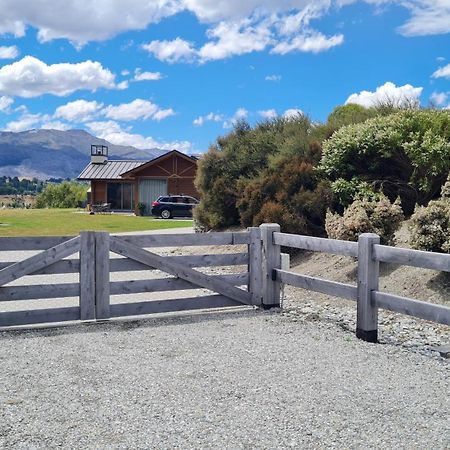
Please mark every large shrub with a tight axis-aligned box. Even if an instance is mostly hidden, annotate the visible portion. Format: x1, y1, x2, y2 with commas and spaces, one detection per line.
237, 155, 333, 235
409, 177, 450, 253
325, 196, 404, 245
319, 109, 450, 214
194, 116, 327, 232
35, 181, 88, 208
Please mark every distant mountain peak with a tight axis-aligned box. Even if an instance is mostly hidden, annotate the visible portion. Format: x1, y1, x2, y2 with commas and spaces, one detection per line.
0, 128, 166, 179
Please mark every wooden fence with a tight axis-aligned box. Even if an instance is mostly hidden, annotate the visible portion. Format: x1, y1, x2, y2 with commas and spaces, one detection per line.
1, 223, 449, 341
266, 225, 450, 342
0, 228, 269, 328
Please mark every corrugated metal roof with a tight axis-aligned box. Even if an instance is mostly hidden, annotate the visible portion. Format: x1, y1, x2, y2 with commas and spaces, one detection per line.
77, 160, 147, 180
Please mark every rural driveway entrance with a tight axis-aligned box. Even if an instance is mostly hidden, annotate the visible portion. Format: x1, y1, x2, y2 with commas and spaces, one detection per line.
1, 310, 449, 449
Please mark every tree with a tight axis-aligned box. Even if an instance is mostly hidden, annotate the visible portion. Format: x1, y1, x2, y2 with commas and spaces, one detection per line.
35, 181, 88, 208
319, 109, 450, 214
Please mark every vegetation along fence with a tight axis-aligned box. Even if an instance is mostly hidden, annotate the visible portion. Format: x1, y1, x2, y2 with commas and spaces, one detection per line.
0, 223, 449, 342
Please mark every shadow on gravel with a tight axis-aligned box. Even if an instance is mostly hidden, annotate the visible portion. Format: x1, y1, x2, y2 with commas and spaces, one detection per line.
0, 307, 265, 340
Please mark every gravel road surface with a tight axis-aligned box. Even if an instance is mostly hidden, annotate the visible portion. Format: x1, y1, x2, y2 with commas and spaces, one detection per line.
1, 309, 449, 449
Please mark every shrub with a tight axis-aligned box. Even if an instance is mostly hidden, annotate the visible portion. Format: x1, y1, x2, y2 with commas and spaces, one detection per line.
409, 177, 450, 253
319, 109, 450, 214
35, 181, 88, 208
325, 196, 404, 245
194, 115, 326, 232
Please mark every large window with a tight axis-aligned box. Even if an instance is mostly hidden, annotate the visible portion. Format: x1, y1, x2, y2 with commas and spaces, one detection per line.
107, 182, 133, 210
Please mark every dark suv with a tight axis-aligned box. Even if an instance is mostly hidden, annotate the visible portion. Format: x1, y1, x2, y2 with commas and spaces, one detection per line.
151, 195, 199, 219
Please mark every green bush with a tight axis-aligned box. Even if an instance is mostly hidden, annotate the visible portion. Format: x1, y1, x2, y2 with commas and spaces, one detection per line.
409, 177, 450, 253
319, 109, 450, 214
194, 115, 326, 232
35, 181, 88, 208
325, 196, 404, 245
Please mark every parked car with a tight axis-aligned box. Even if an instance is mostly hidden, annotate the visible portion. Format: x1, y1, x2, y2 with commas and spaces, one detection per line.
151, 195, 199, 219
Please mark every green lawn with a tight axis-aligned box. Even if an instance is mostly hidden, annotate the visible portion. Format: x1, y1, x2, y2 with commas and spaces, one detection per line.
0, 209, 193, 236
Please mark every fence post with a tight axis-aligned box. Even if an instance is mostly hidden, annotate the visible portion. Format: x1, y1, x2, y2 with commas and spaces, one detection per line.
80, 231, 96, 320
248, 227, 263, 306
95, 232, 110, 320
260, 223, 281, 309
357, 233, 380, 343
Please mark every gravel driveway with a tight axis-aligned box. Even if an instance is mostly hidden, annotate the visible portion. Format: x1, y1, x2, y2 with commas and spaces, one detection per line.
1, 309, 449, 449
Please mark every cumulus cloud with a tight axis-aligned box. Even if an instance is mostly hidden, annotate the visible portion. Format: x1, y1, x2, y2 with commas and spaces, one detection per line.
133, 69, 163, 81
0, 0, 181, 45
396, 0, 450, 37
283, 108, 303, 119
265, 74, 281, 82
0, 56, 120, 98
430, 91, 448, 106
40, 121, 71, 131
0, 95, 13, 112
0, 45, 19, 59
193, 112, 223, 126
103, 99, 175, 121
142, 38, 196, 64
223, 107, 248, 128
198, 20, 273, 61
345, 82, 423, 108
0, 1, 447, 53
258, 109, 277, 119
86, 120, 193, 152
54, 100, 103, 122
4, 113, 44, 132
432, 63, 450, 79
271, 30, 343, 54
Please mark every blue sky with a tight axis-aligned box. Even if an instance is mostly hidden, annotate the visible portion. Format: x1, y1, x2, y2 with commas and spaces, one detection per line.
0, 0, 449, 153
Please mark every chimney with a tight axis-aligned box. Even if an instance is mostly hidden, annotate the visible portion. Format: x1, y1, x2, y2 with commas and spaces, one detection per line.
91, 144, 108, 164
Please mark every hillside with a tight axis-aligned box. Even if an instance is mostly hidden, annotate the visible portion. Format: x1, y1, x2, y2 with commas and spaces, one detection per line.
0, 129, 166, 179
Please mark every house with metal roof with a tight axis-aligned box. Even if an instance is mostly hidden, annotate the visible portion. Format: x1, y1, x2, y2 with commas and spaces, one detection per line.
78, 145, 199, 214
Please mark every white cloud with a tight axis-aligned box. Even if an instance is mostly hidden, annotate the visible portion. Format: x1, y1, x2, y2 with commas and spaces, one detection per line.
0, 45, 19, 59
0, 95, 13, 112
121, 69, 130, 76
432, 63, 450, 79
345, 81, 423, 108
396, 0, 450, 37
258, 109, 277, 119
265, 74, 281, 82
4, 113, 43, 132
54, 100, 103, 122
142, 38, 196, 63
0, 0, 181, 45
283, 108, 303, 119
223, 107, 248, 128
271, 30, 344, 54
430, 91, 448, 106
134, 69, 163, 81
86, 120, 193, 152
103, 99, 175, 121
198, 20, 273, 61
193, 112, 223, 126
0, 56, 120, 98
40, 121, 71, 131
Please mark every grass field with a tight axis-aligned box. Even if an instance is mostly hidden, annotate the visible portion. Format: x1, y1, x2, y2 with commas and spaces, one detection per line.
0, 208, 193, 236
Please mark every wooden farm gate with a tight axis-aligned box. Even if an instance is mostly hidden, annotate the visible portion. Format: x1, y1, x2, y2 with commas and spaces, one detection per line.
0, 227, 276, 328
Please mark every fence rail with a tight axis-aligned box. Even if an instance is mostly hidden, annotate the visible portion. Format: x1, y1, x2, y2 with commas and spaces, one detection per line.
1, 224, 449, 341
0, 229, 255, 328
270, 229, 450, 342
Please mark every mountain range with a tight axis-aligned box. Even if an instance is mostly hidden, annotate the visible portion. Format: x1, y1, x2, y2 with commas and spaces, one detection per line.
0, 129, 167, 179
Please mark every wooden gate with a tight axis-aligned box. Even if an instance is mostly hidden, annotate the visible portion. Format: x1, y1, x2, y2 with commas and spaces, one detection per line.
0, 228, 265, 328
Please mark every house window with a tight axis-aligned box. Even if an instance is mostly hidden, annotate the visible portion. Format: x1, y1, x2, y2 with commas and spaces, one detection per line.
107, 182, 134, 210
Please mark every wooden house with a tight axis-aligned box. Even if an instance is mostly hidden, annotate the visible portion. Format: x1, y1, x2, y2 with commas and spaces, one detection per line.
78, 145, 199, 214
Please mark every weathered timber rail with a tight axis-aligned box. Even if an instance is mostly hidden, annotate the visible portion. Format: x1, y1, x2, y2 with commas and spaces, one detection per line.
0, 227, 272, 328
269, 227, 450, 342
1, 223, 449, 342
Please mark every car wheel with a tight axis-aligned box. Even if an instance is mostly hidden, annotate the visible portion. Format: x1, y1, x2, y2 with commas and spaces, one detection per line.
161, 209, 172, 219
